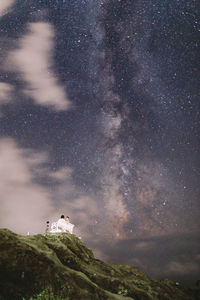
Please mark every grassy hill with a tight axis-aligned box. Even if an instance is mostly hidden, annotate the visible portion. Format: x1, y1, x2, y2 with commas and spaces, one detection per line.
0, 229, 199, 300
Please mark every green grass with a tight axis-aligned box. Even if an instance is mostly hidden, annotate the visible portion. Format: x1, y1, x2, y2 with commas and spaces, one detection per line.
22, 288, 69, 300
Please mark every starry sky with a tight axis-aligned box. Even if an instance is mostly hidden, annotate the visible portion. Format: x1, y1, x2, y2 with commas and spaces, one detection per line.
0, 0, 199, 285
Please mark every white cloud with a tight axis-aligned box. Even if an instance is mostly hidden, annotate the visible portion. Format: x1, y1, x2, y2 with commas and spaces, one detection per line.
49, 167, 73, 181
0, 0, 15, 16
0, 138, 55, 234
9, 22, 71, 111
0, 82, 13, 104
0, 138, 99, 239
0, 137, 129, 241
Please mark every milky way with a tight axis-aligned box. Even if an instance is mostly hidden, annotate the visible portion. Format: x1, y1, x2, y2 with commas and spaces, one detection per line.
0, 0, 199, 285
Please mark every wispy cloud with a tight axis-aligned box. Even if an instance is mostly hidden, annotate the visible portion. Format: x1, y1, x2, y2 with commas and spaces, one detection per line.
0, 82, 13, 104
96, 234, 200, 284
0, 138, 54, 234
0, 0, 15, 16
165, 261, 199, 276
9, 22, 71, 111
0, 138, 98, 238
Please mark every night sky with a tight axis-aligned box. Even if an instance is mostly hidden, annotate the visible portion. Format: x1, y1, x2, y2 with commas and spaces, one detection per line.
0, 0, 200, 286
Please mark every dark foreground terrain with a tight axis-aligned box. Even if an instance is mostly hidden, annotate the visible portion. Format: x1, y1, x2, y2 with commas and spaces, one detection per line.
0, 229, 199, 300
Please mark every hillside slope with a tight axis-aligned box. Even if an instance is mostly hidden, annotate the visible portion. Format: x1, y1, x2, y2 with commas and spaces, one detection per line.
0, 229, 199, 300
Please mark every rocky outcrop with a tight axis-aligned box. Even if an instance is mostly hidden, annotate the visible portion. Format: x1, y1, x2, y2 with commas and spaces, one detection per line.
0, 229, 198, 299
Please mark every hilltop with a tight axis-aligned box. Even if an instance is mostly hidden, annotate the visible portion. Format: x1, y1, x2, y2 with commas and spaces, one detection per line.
0, 229, 199, 300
